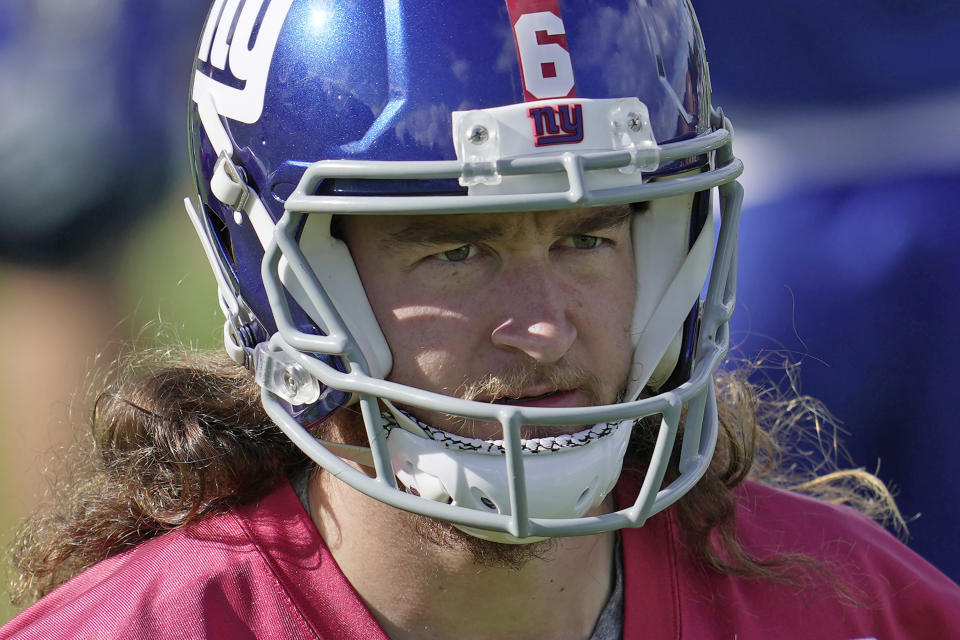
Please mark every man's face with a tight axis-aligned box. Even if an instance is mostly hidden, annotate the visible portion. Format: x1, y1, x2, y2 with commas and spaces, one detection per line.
339, 206, 636, 439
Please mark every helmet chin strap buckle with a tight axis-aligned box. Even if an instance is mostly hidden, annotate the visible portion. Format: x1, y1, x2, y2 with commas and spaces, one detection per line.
253, 344, 321, 406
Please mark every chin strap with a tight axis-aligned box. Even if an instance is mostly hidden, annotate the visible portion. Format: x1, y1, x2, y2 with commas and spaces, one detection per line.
627, 210, 714, 399
314, 439, 376, 467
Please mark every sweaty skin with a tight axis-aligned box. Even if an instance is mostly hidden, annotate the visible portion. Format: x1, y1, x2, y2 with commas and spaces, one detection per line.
305, 207, 636, 640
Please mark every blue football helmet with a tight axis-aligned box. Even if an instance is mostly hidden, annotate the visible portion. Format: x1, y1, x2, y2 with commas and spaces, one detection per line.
185, 0, 742, 542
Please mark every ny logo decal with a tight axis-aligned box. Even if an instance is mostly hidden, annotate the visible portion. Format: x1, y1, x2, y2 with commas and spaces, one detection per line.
527, 104, 584, 147
193, 0, 294, 125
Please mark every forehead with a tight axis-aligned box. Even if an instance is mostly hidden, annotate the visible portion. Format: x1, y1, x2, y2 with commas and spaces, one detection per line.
339, 205, 634, 249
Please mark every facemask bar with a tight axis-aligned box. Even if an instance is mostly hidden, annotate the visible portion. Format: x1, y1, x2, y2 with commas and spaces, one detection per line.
255, 123, 742, 538
284, 128, 736, 216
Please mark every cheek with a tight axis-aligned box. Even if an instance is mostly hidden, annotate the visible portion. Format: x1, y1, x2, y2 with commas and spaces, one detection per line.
375, 296, 488, 390
343, 230, 480, 391
571, 254, 636, 374
575, 249, 634, 318
613, 249, 638, 327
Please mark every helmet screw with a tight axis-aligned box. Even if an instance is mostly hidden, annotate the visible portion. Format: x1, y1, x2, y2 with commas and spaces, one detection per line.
627, 112, 643, 131
468, 125, 489, 145
282, 370, 299, 396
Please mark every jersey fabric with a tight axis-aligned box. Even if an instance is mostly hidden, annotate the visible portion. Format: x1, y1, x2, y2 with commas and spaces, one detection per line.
3, 476, 959, 639
616, 475, 960, 638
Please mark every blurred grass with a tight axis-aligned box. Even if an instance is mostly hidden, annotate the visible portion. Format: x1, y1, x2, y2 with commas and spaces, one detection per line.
0, 190, 221, 625
117, 190, 223, 351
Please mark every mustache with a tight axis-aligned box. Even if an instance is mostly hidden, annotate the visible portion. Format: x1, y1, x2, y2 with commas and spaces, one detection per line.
456, 362, 604, 406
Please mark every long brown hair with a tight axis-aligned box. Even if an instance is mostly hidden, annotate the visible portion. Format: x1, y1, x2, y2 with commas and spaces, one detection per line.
671, 359, 904, 587
7, 348, 903, 607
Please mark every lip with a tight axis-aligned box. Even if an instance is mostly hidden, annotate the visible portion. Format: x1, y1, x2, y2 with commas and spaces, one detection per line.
491, 389, 581, 409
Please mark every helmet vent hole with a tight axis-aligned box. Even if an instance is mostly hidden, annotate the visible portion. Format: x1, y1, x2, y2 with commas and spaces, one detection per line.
471, 488, 498, 511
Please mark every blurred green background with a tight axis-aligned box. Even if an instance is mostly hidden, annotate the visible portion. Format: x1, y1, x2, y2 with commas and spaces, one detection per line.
0, 190, 222, 624
0, 2, 213, 622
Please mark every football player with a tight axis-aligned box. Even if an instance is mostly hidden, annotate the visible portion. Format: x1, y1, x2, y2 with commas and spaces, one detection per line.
4, 1, 959, 638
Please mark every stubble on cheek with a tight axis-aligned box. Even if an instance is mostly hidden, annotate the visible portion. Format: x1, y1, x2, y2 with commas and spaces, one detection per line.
412, 510, 559, 569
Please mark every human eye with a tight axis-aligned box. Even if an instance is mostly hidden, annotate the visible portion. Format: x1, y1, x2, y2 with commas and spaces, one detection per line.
435, 244, 478, 262
563, 234, 603, 250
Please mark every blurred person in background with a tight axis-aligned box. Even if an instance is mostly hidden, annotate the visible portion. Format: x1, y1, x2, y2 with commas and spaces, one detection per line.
696, 1, 960, 583
0, 0, 208, 620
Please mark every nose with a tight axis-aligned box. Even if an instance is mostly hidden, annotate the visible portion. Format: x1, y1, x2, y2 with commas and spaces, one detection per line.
489, 261, 577, 363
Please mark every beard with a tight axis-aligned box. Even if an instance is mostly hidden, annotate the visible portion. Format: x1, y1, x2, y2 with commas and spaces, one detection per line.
317, 407, 562, 568
456, 361, 605, 404
412, 513, 560, 570
313, 360, 623, 569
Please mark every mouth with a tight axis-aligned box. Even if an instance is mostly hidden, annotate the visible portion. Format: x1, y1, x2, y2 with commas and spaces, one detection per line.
490, 388, 580, 409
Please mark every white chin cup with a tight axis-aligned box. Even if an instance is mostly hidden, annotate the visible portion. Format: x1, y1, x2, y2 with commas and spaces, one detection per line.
386, 418, 634, 544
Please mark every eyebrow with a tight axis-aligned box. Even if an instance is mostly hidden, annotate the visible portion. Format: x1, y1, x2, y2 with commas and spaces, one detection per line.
380, 205, 640, 252
554, 205, 636, 238
382, 219, 502, 250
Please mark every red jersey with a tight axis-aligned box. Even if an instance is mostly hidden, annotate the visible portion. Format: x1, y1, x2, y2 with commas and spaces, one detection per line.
3, 477, 959, 639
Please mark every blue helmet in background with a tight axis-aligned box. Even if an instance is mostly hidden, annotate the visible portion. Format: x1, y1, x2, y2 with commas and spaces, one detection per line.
186, 0, 742, 542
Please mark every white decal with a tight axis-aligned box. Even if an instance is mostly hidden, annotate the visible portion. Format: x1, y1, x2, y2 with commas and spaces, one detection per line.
514, 12, 574, 100
192, 0, 294, 126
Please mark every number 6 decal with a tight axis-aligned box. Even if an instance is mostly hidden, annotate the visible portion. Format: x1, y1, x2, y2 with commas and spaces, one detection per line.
507, 2, 576, 101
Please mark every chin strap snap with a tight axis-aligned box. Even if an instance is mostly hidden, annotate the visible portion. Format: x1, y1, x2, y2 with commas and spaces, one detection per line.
210, 151, 250, 211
